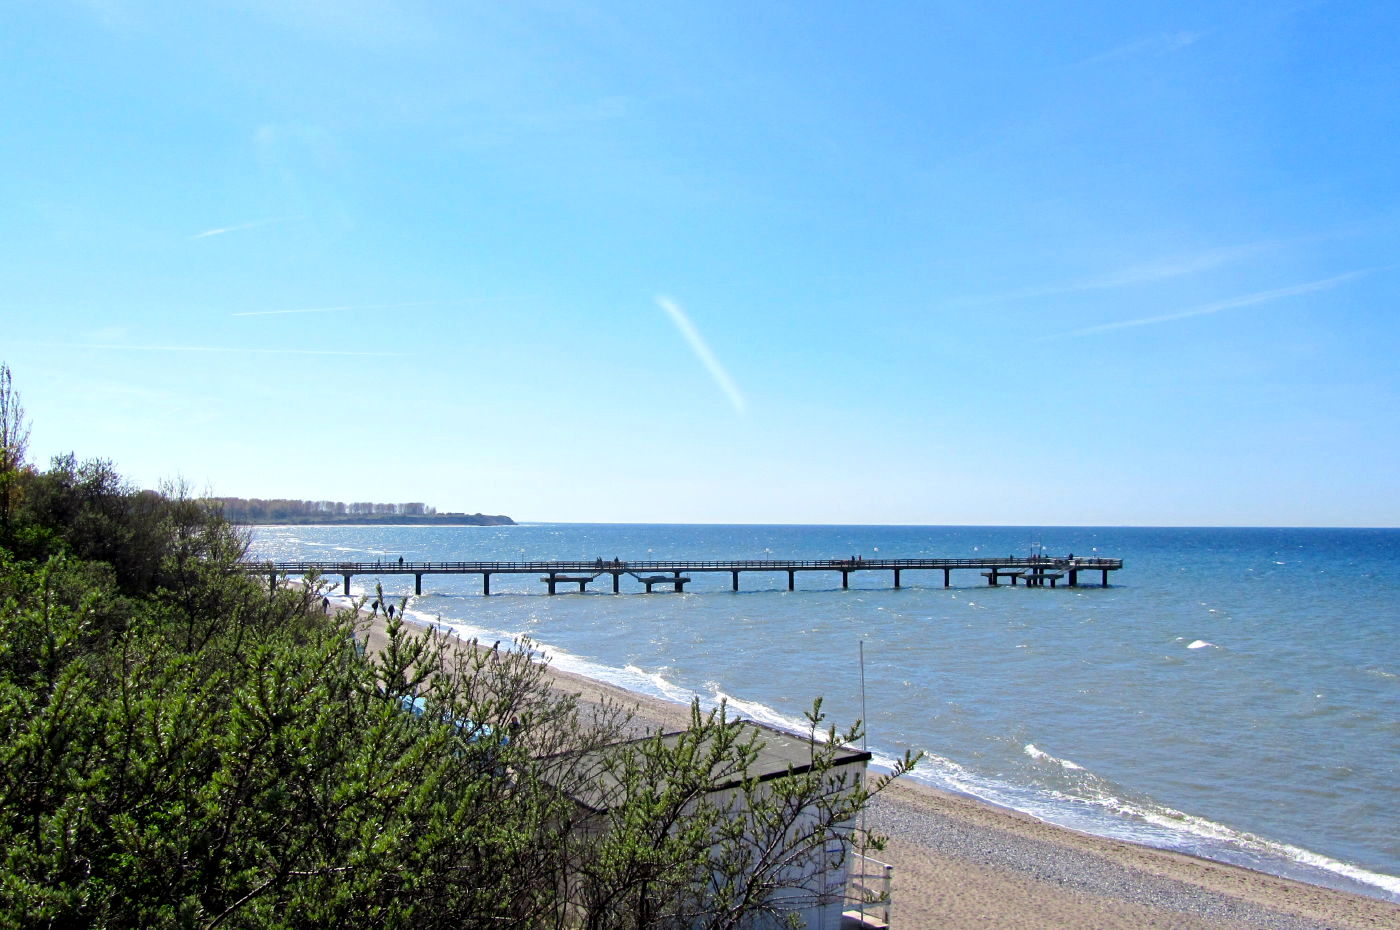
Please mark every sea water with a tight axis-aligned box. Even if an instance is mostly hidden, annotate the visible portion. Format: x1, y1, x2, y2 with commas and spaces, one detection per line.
247, 524, 1400, 902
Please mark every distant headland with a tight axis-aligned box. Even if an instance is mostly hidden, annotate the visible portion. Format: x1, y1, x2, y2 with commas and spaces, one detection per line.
210, 497, 515, 526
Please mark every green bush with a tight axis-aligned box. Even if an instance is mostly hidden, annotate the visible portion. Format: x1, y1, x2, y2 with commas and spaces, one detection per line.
0, 364, 915, 929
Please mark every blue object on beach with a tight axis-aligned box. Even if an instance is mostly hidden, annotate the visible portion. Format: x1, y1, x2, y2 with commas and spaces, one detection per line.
396, 692, 503, 746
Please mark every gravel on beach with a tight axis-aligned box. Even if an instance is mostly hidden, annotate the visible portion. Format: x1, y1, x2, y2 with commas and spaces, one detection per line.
865, 787, 1393, 930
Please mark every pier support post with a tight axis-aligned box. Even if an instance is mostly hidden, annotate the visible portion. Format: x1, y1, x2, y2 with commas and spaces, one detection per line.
1101, 569, 1109, 587
893, 568, 901, 588
842, 570, 849, 589
943, 568, 951, 587
342, 574, 352, 595
731, 571, 740, 591
546, 574, 557, 595
612, 572, 620, 594
415, 574, 423, 595
787, 570, 795, 591
482, 573, 491, 596
1068, 569, 1078, 587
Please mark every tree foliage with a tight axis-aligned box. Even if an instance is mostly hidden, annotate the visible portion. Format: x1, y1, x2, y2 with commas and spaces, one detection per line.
0, 364, 29, 533
211, 498, 513, 526
0, 365, 915, 929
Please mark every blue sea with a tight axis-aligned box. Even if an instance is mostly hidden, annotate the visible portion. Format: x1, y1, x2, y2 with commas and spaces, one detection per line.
247, 524, 1399, 902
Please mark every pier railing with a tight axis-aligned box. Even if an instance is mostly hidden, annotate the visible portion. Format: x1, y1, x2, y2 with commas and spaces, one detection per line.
245, 556, 1123, 573
242, 555, 1122, 596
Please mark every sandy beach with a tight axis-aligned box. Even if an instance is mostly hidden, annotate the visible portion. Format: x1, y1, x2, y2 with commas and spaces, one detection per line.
356, 601, 1399, 930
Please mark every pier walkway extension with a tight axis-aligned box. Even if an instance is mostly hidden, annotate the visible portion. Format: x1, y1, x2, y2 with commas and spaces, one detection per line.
247, 556, 1123, 596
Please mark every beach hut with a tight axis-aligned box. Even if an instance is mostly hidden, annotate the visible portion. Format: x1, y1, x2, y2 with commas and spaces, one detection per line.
557, 719, 877, 929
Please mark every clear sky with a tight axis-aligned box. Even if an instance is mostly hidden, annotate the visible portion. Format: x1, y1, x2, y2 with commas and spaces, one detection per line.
5, 1, 1399, 526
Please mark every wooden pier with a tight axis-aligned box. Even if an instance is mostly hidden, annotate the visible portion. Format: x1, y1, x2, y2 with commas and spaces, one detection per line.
247, 556, 1122, 596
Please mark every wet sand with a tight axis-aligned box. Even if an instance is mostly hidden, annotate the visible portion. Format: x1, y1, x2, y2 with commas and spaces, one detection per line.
354, 600, 1399, 930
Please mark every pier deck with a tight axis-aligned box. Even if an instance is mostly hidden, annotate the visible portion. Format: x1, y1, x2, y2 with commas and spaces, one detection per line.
247, 556, 1122, 596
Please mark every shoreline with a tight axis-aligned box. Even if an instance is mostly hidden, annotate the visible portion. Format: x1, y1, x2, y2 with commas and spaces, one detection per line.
353, 598, 1398, 930
541, 657, 1399, 930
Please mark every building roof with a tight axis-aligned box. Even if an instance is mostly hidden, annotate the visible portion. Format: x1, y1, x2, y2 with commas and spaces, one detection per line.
557, 719, 871, 814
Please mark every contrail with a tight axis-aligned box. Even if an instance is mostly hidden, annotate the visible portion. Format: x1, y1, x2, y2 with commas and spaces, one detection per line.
656, 296, 746, 415
953, 240, 1275, 307
192, 216, 294, 239
1044, 269, 1375, 340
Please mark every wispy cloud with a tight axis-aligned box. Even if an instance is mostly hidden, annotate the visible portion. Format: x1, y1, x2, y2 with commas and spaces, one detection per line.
518, 96, 630, 130
231, 0, 434, 46
232, 300, 447, 317
1043, 269, 1374, 340
955, 242, 1274, 307
83, 325, 130, 343
656, 296, 746, 415
29, 342, 406, 358
77, 0, 129, 25
1080, 30, 1205, 66
192, 216, 296, 239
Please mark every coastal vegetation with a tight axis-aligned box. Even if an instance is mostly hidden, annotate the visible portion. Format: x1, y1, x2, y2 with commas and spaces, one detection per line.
0, 365, 912, 928
212, 497, 514, 526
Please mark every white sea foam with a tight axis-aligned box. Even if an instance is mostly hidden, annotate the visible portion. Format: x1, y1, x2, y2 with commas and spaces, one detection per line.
623, 664, 700, 705
1025, 743, 1084, 770
975, 744, 1400, 900
1071, 777, 1400, 898
710, 689, 826, 736
403, 606, 517, 649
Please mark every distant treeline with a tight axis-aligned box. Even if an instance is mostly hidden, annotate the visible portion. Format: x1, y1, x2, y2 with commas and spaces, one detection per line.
211, 497, 515, 526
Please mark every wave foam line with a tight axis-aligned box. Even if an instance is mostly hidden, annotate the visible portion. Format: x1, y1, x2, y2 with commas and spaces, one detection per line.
919, 744, 1400, 902
407, 610, 1400, 901
1025, 743, 1085, 770
1074, 780, 1400, 899
903, 760, 1399, 899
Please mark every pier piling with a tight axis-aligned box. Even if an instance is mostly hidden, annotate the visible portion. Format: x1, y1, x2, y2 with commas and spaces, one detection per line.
249, 555, 1123, 598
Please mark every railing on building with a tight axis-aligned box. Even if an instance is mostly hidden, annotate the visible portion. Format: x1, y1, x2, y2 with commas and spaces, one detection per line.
843, 852, 893, 929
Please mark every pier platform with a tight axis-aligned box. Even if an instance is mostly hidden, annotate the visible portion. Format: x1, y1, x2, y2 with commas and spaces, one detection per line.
247, 556, 1122, 596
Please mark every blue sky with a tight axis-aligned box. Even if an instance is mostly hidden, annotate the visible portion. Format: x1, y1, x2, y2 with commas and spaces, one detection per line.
5, 1, 1399, 525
